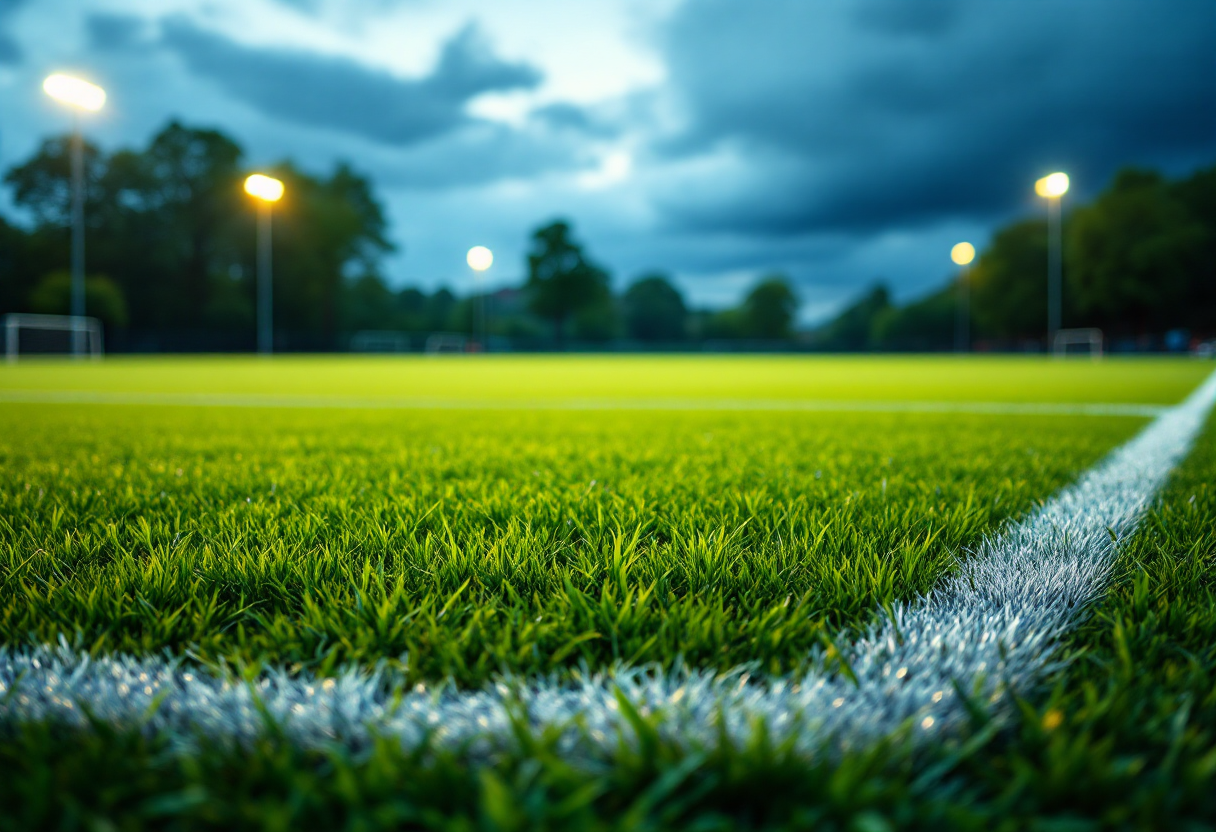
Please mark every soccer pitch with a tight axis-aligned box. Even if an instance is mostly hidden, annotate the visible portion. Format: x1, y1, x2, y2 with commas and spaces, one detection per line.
2, 355, 1215, 829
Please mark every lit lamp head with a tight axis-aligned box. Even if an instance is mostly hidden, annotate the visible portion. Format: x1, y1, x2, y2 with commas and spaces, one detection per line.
951, 242, 976, 266
244, 174, 284, 203
466, 245, 493, 272
43, 73, 106, 112
1035, 172, 1070, 199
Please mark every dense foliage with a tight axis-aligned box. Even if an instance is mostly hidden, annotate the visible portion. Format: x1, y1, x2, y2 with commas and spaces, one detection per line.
816, 163, 1216, 350
0, 123, 394, 350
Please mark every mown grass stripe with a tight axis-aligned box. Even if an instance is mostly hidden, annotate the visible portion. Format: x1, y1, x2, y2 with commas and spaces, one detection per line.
2, 371, 1213, 758
0, 388, 1169, 416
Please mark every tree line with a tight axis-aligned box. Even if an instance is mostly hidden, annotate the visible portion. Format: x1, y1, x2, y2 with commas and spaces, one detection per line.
0, 120, 799, 351
4, 119, 1208, 352
814, 164, 1216, 351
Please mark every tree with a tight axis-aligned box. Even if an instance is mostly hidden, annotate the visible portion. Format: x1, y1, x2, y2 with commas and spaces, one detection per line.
3, 135, 105, 227
814, 284, 890, 350
970, 218, 1050, 342
871, 286, 953, 351
268, 161, 394, 344
525, 220, 610, 344
28, 271, 128, 328
135, 122, 245, 320
623, 273, 687, 342
742, 275, 798, 339
2, 121, 395, 349
1067, 168, 1209, 334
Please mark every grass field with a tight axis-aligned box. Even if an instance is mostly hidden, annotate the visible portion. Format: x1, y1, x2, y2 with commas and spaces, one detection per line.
1, 355, 1214, 829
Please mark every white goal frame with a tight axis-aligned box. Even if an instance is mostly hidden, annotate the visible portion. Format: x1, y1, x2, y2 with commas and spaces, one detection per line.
1053, 327, 1103, 359
3, 313, 104, 364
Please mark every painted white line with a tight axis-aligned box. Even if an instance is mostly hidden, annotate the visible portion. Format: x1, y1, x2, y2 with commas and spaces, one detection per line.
0, 388, 1168, 417
2, 370, 1214, 757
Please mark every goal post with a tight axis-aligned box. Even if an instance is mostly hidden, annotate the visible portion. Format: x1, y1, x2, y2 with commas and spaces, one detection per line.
1052, 327, 1103, 359
3, 313, 104, 363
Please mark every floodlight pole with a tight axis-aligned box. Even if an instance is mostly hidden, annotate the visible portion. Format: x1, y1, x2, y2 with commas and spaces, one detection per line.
257, 202, 273, 355
475, 272, 487, 352
955, 264, 970, 353
1047, 195, 1062, 351
70, 116, 86, 357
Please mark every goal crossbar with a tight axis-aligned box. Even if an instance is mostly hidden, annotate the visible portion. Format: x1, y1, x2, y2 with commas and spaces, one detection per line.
1052, 327, 1104, 359
3, 313, 104, 363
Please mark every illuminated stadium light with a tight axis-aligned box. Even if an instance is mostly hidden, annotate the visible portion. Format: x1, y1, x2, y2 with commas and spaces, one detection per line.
244, 174, 285, 202
951, 242, 976, 266
467, 246, 494, 271
1035, 172, 1070, 198
43, 74, 106, 112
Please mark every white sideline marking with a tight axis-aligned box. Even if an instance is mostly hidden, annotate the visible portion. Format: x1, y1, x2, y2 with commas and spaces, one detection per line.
0, 388, 1168, 417
2, 370, 1214, 758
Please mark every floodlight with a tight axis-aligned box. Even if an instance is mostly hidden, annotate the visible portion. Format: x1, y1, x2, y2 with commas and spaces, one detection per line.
951, 242, 975, 266
244, 174, 284, 202
43, 74, 106, 112
467, 246, 493, 271
1034, 172, 1070, 198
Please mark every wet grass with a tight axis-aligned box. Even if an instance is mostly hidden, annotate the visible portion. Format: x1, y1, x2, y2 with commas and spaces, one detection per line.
2, 356, 1211, 829
1, 413, 1213, 830
0, 402, 1138, 684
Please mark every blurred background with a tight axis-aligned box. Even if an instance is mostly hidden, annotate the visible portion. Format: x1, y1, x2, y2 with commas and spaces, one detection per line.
0, 0, 1213, 354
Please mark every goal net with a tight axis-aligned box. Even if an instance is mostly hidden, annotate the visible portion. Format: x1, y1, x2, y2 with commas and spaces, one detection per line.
1052, 327, 1103, 359
3, 313, 104, 363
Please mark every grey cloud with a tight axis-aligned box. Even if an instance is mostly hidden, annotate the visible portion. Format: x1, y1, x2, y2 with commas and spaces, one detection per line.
853, 0, 962, 37
0, 35, 19, 64
87, 13, 148, 52
655, 1, 1216, 236
529, 103, 621, 138
161, 19, 542, 145
0, 0, 25, 65
376, 120, 586, 189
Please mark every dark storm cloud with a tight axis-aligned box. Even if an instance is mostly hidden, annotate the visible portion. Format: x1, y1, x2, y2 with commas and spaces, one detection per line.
160, 19, 542, 145
0, 0, 26, 65
86, 13, 149, 52
655, 1, 1216, 236
530, 102, 620, 138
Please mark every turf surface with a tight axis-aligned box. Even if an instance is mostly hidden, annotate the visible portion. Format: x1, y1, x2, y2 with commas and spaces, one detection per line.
0, 354, 1209, 404
0, 402, 1138, 684
1, 409, 1213, 830
1, 355, 1212, 829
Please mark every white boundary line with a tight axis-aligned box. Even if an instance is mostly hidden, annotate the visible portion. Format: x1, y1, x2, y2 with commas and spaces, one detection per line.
0, 388, 1168, 417
2, 370, 1214, 758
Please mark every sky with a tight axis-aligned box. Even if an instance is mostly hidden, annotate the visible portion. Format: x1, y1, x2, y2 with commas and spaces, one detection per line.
1, 0, 1214, 322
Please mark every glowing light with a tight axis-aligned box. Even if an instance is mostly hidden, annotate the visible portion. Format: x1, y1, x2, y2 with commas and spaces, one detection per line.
43, 74, 106, 112
951, 242, 976, 266
466, 246, 494, 272
244, 174, 284, 202
1035, 172, 1070, 198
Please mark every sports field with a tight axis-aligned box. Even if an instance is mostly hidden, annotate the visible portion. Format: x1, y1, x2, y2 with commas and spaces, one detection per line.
2, 355, 1215, 829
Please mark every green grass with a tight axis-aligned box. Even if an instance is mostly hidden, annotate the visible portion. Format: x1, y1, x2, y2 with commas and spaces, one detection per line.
0, 354, 1209, 403
1, 410, 1213, 830
1, 355, 1213, 829
0, 401, 1138, 684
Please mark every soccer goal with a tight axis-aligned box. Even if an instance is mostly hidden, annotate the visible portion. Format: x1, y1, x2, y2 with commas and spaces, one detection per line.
3, 313, 104, 363
425, 332, 467, 354
1052, 327, 1103, 359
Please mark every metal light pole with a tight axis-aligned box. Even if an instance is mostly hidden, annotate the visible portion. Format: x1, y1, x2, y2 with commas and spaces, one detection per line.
951, 241, 975, 353
43, 73, 106, 357
467, 245, 493, 351
1035, 172, 1070, 352
244, 174, 285, 355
